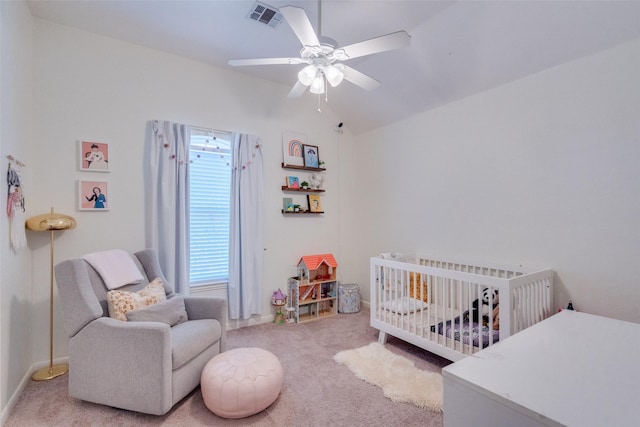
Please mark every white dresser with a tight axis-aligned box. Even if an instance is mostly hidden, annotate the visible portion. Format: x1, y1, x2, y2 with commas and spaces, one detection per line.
443, 310, 640, 427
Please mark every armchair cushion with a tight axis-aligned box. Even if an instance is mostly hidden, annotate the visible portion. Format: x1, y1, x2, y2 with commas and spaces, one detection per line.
126, 296, 188, 326
171, 319, 222, 370
106, 278, 166, 321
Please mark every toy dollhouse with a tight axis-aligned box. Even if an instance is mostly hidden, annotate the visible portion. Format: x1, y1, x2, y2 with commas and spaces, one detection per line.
286, 254, 338, 323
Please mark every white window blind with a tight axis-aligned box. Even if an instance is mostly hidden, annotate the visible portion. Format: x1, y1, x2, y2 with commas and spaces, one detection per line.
189, 129, 232, 286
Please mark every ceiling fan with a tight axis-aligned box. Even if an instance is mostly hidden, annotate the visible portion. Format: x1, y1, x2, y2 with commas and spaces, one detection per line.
228, 1, 411, 98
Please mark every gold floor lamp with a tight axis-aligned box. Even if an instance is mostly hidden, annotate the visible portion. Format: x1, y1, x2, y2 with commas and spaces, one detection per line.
26, 207, 76, 381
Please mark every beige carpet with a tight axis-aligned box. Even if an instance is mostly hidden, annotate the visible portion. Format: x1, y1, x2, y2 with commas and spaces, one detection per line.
334, 342, 444, 412
5, 307, 451, 426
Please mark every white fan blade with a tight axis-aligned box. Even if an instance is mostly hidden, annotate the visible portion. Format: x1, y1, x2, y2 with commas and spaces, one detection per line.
341, 66, 380, 91
279, 5, 320, 47
287, 81, 308, 98
228, 58, 302, 66
340, 31, 411, 60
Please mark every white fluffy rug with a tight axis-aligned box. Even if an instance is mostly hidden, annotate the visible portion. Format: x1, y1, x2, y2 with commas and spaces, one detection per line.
333, 342, 443, 412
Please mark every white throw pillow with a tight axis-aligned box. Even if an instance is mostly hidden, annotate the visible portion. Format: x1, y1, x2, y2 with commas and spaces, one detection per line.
382, 296, 429, 314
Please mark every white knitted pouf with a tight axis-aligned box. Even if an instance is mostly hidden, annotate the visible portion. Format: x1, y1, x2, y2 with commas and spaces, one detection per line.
201, 347, 283, 418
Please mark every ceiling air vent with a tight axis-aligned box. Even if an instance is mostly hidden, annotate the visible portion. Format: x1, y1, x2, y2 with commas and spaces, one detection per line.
248, 1, 284, 28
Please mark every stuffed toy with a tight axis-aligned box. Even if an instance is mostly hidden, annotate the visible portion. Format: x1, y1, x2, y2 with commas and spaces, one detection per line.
465, 288, 499, 326
409, 272, 428, 303
491, 305, 500, 330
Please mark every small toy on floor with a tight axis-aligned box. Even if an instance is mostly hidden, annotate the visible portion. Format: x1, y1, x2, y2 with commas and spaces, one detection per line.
558, 300, 576, 312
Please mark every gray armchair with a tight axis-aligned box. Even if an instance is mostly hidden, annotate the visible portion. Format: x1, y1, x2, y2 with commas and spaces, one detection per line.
54, 249, 227, 415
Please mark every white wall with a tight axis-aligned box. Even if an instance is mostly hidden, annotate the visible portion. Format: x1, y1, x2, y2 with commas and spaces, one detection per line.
25, 17, 357, 384
353, 37, 640, 323
0, 0, 34, 418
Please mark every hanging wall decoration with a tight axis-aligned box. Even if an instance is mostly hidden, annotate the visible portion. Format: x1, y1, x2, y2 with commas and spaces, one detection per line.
282, 130, 306, 167
79, 180, 109, 210
79, 140, 109, 172
6, 155, 27, 252
307, 194, 323, 213
302, 144, 320, 168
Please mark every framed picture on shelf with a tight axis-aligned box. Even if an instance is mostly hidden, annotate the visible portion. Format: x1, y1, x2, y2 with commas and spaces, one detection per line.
308, 194, 322, 212
282, 130, 306, 167
79, 180, 108, 210
303, 144, 319, 168
287, 176, 300, 189
79, 140, 109, 172
283, 197, 294, 212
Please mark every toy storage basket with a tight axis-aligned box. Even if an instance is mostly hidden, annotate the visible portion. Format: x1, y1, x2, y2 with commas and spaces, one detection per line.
338, 283, 361, 313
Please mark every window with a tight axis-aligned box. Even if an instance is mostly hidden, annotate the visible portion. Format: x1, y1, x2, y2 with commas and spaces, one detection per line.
189, 129, 232, 286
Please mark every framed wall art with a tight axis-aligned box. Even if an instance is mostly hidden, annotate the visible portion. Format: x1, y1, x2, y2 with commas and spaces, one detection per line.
307, 194, 322, 212
287, 176, 300, 189
79, 140, 109, 172
79, 180, 108, 210
282, 130, 305, 167
282, 197, 294, 212
303, 144, 319, 168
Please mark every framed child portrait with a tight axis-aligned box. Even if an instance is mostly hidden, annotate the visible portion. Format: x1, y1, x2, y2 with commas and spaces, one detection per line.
307, 194, 322, 213
303, 144, 319, 168
79, 140, 109, 172
79, 180, 108, 210
287, 176, 300, 189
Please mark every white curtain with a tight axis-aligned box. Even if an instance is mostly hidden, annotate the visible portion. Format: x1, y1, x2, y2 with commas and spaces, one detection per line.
144, 120, 191, 294
228, 133, 264, 319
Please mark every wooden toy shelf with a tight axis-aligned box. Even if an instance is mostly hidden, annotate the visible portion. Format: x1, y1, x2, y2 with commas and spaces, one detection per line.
281, 163, 326, 172
281, 186, 325, 193
281, 210, 324, 215
281, 163, 326, 215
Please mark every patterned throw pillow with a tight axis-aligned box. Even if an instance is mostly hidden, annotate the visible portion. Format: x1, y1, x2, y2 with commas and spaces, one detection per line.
106, 278, 166, 321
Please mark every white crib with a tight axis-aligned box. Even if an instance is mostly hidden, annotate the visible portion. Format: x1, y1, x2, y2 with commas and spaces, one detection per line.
370, 254, 554, 361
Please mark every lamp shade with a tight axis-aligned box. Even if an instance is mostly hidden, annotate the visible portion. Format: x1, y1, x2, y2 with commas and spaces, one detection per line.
310, 76, 325, 94
26, 209, 76, 232
324, 65, 344, 87
297, 65, 317, 86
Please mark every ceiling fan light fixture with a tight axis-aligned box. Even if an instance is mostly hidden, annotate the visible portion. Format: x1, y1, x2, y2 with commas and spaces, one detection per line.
297, 64, 316, 86
309, 75, 325, 94
324, 65, 344, 87
230, 4, 412, 99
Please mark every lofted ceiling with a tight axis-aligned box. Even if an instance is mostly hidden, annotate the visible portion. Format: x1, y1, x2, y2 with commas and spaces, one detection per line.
26, 0, 640, 135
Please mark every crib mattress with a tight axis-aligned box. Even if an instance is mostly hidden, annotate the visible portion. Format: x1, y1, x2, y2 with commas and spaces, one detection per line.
376, 302, 499, 349
434, 318, 500, 348
376, 303, 461, 328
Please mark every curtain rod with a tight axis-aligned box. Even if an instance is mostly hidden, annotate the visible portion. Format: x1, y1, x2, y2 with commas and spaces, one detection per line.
191, 125, 231, 135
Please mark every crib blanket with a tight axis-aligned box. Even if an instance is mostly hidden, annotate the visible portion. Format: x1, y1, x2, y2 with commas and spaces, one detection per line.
432, 312, 500, 348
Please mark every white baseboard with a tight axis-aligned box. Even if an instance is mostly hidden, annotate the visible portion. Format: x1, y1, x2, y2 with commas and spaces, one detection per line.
1, 356, 69, 425
226, 314, 274, 330
0, 371, 29, 426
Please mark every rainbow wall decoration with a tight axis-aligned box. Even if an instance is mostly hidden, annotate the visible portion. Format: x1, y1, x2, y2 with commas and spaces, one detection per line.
282, 130, 306, 166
